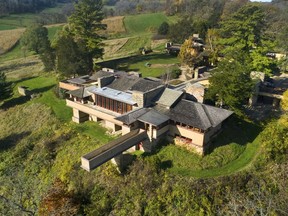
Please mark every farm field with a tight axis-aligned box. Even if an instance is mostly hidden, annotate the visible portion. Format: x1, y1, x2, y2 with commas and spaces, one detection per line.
0, 28, 25, 54
0, 25, 63, 63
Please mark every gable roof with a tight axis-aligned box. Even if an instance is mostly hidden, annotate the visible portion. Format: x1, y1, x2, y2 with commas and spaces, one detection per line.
167, 99, 233, 130
156, 88, 183, 108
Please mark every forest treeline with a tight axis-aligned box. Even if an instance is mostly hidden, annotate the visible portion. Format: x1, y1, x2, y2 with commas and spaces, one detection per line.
0, 0, 71, 16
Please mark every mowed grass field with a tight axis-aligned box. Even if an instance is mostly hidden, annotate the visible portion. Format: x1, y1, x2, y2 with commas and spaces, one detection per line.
99, 53, 179, 77
124, 13, 178, 35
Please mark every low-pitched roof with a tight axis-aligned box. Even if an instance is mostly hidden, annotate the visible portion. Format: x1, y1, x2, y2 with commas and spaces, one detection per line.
66, 75, 91, 85
137, 109, 170, 126
67, 86, 95, 98
156, 88, 183, 108
115, 108, 149, 125
130, 79, 162, 92
107, 75, 139, 92
90, 71, 114, 80
167, 99, 233, 130
89, 87, 136, 105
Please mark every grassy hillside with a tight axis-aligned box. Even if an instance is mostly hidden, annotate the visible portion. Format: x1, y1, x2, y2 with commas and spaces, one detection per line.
0, 25, 63, 63
0, 3, 68, 30
124, 13, 177, 35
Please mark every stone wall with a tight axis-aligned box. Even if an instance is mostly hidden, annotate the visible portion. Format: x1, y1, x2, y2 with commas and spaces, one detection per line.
98, 76, 115, 88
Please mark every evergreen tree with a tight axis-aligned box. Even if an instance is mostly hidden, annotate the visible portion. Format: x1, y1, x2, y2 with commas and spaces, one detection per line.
55, 32, 83, 77
158, 21, 169, 35
219, 4, 275, 75
0, 71, 12, 102
68, 0, 107, 73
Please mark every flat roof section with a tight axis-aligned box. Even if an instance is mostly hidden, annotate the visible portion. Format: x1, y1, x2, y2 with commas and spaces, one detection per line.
89, 87, 136, 105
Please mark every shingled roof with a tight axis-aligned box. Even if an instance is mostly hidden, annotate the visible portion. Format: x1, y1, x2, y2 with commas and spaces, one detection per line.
107, 75, 139, 91
129, 79, 162, 92
67, 86, 95, 98
156, 88, 183, 108
167, 99, 233, 131
115, 108, 150, 125
137, 109, 170, 126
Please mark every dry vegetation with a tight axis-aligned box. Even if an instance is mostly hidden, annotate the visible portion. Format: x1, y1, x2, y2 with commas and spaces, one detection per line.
0, 56, 42, 80
103, 37, 129, 59
0, 28, 25, 54
102, 16, 126, 34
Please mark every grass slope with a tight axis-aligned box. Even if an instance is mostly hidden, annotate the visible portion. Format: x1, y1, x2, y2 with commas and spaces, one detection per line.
152, 117, 262, 178
124, 13, 176, 35
0, 25, 62, 63
99, 53, 179, 77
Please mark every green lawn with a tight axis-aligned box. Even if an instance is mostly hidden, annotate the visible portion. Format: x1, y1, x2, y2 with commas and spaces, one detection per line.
0, 13, 36, 29
124, 13, 177, 35
99, 53, 179, 77
0, 3, 68, 30
0, 25, 62, 63
150, 117, 263, 178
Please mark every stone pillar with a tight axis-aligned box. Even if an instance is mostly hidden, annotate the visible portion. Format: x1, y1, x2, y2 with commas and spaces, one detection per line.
194, 69, 198, 80
72, 109, 89, 123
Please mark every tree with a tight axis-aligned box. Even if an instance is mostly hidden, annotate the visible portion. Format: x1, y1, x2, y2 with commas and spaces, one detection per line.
0, 71, 12, 103
281, 90, 288, 112
158, 21, 169, 35
21, 24, 55, 71
68, 0, 107, 73
55, 31, 86, 77
219, 4, 275, 75
206, 28, 221, 65
261, 118, 288, 162
21, 24, 50, 54
207, 59, 254, 112
178, 36, 204, 69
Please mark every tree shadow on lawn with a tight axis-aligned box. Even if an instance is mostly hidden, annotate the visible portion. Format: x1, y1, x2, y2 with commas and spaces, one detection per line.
0, 84, 55, 109
0, 131, 31, 151
205, 116, 262, 154
13, 76, 37, 85
0, 61, 39, 72
1, 95, 30, 110
32, 84, 55, 94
